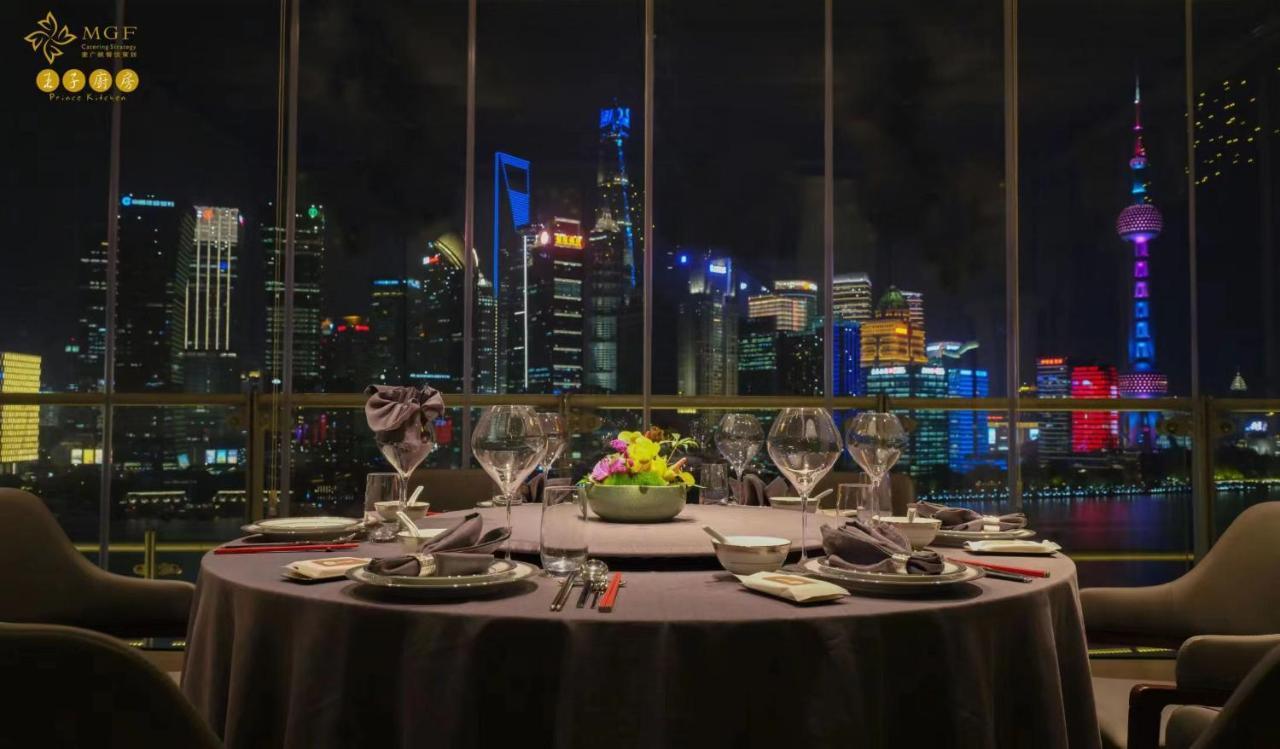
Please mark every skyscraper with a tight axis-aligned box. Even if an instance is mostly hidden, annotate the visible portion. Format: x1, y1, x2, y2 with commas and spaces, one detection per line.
863, 364, 949, 477
74, 238, 107, 391
475, 273, 498, 394
832, 273, 873, 323
264, 203, 325, 388
369, 278, 414, 384
676, 254, 738, 396
492, 152, 532, 394
833, 322, 862, 396
1036, 356, 1073, 461
1115, 79, 1168, 449
1071, 364, 1119, 452
501, 218, 585, 393
901, 290, 925, 333
0, 353, 41, 469
413, 235, 465, 393
947, 366, 990, 474
595, 106, 640, 286
594, 106, 644, 394
115, 194, 180, 392
174, 205, 242, 392
860, 287, 926, 367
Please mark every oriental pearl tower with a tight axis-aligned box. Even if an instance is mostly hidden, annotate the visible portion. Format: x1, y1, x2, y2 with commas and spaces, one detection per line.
1116, 78, 1168, 449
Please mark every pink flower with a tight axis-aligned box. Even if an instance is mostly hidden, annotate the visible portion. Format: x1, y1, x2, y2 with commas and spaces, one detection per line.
590, 456, 628, 482
609, 438, 629, 452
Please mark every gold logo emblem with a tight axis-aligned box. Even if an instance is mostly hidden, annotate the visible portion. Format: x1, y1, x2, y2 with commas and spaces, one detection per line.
88, 69, 112, 92
61, 68, 85, 92
115, 68, 139, 93
35, 68, 60, 92
23, 12, 78, 65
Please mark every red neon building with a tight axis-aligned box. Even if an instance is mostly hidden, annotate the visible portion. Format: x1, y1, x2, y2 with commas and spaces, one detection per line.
1070, 365, 1119, 452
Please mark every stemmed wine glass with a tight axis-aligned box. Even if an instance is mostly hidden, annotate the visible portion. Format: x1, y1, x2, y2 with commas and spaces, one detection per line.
844, 411, 908, 513
537, 412, 568, 478
377, 417, 436, 509
766, 408, 842, 565
472, 406, 548, 559
716, 413, 764, 502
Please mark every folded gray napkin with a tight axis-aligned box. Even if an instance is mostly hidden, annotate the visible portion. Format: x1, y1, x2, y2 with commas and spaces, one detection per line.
367, 555, 422, 576
419, 512, 484, 553
821, 520, 944, 575
368, 513, 507, 577
363, 384, 445, 447
732, 475, 790, 506
364, 552, 494, 577
910, 501, 1027, 531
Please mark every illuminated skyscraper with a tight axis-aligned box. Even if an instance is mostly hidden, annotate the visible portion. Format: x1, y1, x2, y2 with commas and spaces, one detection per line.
832, 322, 862, 396
901, 290, 925, 333
501, 218, 585, 393
264, 203, 325, 388
475, 274, 498, 394
115, 194, 180, 392
864, 364, 948, 476
748, 281, 818, 334
860, 287, 926, 367
0, 353, 41, 468
369, 278, 415, 383
174, 206, 241, 394
492, 152, 531, 393
595, 106, 640, 286
832, 273, 872, 323
676, 253, 738, 396
947, 366, 990, 474
1071, 364, 1119, 452
1036, 356, 1072, 461
74, 238, 108, 391
413, 235, 466, 393
1115, 79, 1168, 448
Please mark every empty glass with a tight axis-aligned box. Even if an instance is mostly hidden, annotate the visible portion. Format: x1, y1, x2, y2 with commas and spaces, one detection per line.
377, 419, 436, 508
364, 473, 400, 542
537, 412, 568, 477
837, 483, 877, 524
539, 485, 589, 576
766, 408, 842, 564
472, 405, 547, 558
698, 463, 730, 505
845, 411, 908, 495
716, 413, 764, 483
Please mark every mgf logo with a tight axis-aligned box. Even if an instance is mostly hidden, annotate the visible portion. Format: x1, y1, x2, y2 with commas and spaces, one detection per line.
22, 11, 138, 64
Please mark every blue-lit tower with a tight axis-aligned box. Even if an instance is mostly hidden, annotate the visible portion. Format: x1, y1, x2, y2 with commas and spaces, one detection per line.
1115, 79, 1168, 448
491, 152, 531, 393
596, 106, 639, 286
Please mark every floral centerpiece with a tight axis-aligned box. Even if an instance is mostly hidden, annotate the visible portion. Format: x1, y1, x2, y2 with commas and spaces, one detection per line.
584, 427, 698, 522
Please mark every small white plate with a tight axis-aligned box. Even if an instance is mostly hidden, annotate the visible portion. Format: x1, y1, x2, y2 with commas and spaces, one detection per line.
932, 528, 1037, 547
962, 539, 1061, 556
802, 557, 984, 596
241, 516, 364, 541
346, 560, 534, 596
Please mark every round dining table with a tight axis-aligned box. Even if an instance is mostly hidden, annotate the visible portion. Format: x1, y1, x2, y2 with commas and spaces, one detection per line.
182, 509, 1101, 749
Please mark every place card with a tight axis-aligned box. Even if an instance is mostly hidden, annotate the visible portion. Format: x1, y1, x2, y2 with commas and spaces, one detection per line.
736, 572, 848, 604
284, 557, 371, 580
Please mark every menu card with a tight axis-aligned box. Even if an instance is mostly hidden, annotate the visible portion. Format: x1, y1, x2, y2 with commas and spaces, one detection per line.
736, 572, 849, 604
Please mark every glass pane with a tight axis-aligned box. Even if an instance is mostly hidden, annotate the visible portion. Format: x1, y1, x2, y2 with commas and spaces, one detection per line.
1211, 408, 1280, 536
110, 405, 248, 582
834, 0, 1006, 397
299, 1, 467, 396
654, 0, 823, 396
1192, 0, 1279, 395
475, 0, 643, 396
115, 0, 279, 394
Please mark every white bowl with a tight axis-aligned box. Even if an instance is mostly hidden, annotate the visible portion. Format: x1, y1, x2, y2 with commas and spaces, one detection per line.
711, 535, 791, 575
396, 527, 446, 553
375, 501, 429, 521
875, 516, 941, 548
768, 496, 816, 513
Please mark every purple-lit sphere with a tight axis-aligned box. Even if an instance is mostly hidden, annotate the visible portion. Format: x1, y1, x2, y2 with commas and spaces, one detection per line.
1116, 203, 1163, 242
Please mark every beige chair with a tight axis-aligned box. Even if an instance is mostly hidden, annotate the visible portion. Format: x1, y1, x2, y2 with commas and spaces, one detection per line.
1098, 634, 1280, 749
0, 489, 193, 638
1082, 501, 1280, 648
1164, 641, 1280, 749
0, 622, 221, 748
407, 468, 499, 513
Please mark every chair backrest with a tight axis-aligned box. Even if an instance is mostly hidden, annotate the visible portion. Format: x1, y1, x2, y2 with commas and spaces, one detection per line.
1190, 643, 1280, 749
0, 622, 222, 748
408, 468, 498, 513
1174, 501, 1280, 635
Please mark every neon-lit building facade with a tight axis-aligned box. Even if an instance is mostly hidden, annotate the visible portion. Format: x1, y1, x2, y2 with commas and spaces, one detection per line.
860, 287, 926, 366
1035, 356, 1073, 461
1115, 79, 1168, 448
1071, 364, 1120, 452
502, 218, 584, 393
0, 352, 41, 467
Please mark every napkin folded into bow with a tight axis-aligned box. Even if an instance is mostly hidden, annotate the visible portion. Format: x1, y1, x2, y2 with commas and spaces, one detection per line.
731, 475, 790, 506
368, 512, 509, 577
821, 520, 945, 575
363, 384, 445, 447
519, 475, 574, 504
910, 501, 1027, 531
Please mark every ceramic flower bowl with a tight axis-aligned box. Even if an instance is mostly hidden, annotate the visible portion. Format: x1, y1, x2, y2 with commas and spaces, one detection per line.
585, 484, 687, 523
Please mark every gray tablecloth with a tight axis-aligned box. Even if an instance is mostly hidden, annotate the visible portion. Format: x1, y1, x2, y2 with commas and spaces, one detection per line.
424, 504, 826, 561
183, 547, 1100, 749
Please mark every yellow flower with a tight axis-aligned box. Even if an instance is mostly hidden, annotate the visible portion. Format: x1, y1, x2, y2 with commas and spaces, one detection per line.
617, 431, 642, 444
651, 457, 668, 477
677, 471, 695, 486
628, 436, 660, 462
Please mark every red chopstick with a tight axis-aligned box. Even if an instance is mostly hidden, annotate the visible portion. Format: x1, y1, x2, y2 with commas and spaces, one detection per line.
214, 543, 359, 555
598, 573, 623, 612
952, 558, 1050, 578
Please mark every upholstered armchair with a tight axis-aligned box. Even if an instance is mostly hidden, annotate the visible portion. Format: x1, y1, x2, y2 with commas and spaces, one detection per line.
0, 488, 194, 638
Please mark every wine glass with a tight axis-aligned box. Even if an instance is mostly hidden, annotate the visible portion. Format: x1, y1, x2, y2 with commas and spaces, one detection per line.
472, 406, 548, 559
376, 417, 436, 509
716, 413, 764, 491
845, 411, 908, 500
537, 412, 568, 477
766, 408, 842, 565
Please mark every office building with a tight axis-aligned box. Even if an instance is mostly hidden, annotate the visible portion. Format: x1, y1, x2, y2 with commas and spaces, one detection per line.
832, 273, 873, 323
833, 322, 862, 396
74, 239, 108, 391
115, 194, 181, 392
369, 278, 415, 384
0, 353, 41, 468
748, 279, 816, 333
677, 254, 738, 396
491, 152, 532, 393
1036, 356, 1073, 461
413, 235, 465, 393
320, 316, 376, 392
501, 218, 585, 393
947, 367, 990, 474
475, 274, 498, 394
264, 203, 325, 388
901, 290, 925, 333
860, 286, 926, 367
864, 364, 948, 477
1071, 364, 1119, 453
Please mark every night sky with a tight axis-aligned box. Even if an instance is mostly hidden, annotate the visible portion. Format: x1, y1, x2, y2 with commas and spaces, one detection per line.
5, 0, 1277, 396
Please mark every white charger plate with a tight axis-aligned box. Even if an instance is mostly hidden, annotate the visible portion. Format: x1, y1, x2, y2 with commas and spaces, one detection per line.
241, 516, 364, 541
802, 557, 984, 596
346, 560, 534, 596
931, 528, 1037, 547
